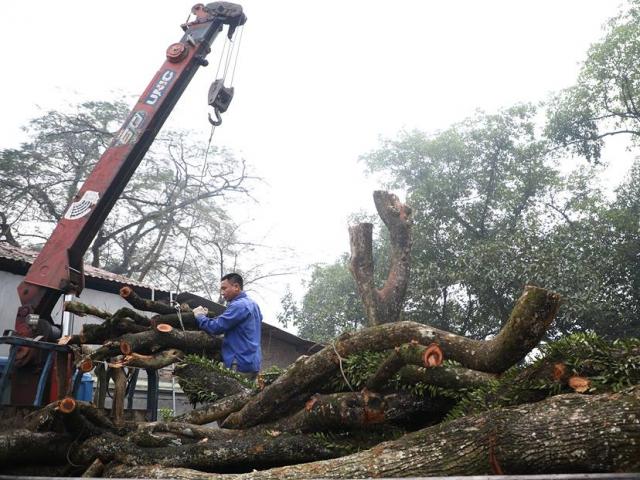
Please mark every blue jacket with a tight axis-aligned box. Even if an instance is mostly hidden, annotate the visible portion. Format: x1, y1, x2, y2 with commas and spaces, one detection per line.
195, 291, 262, 373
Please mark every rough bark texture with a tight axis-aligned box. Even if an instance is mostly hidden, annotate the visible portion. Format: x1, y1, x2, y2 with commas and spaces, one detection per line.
349, 191, 412, 326
366, 342, 443, 391
0, 430, 72, 466
397, 364, 498, 391
173, 391, 253, 425
268, 390, 450, 433
174, 361, 250, 405
105, 387, 640, 479
71, 429, 352, 473
120, 286, 176, 315
119, 324, 221, 356
111, 367, 127, 426
110, 349, 185, 370
64, 300, 112, 319
223, 285, 560, 429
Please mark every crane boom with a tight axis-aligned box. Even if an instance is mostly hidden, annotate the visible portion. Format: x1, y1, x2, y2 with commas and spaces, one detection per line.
13, 2, 246, 363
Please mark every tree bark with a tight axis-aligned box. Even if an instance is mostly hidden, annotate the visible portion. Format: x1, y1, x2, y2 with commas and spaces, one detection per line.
349, 191, 412, 326
65, 300, 112, 319
174, 361, 250, 404
107, 386, 640, 479
366, 342, 443, 391
118, 324, 221, 356
74, 430, 352, 473
111, 367, 127, 426
0, 430, 72, 469
223, 285, 560, 429
267, 390, 450, 433
120, 286, 176, 315
173, 390, 253, 425
397, 364, 497, 391
110, 349, 185, 370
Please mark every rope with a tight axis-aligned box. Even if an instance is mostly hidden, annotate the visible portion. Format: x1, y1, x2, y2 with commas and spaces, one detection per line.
332, 340, 354, 392
175, 22, 244, 294
229, 25, 245, 87
175, 124, 216, 293
173, 302, 186, 331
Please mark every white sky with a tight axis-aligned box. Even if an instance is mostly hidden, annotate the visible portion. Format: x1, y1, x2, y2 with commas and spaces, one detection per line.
0, 1, 630, 328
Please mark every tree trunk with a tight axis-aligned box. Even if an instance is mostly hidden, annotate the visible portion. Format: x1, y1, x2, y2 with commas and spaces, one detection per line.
0, 430, 73, 469
120, 286, 176, 315
106, 386, 640, 479
173, 391, 253, 425
73, 429, 354, 473
397, 364, 498, 391
366, 342, 443, 391
223, 285, 560, 429
64, 300, 112, 319
268, 390, 450, 433
349, 191, 412, 326
118, 324, 221, 356
174, 361, 250, 405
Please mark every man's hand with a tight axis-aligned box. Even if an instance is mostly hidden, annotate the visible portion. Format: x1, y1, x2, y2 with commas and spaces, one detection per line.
193, 305, 208, 317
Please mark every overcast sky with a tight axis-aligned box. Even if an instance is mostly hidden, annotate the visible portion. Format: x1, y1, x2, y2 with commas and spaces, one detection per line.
0, 1, 629, 327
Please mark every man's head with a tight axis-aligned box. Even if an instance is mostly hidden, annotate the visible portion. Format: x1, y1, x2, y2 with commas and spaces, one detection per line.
220, 273, 243, 302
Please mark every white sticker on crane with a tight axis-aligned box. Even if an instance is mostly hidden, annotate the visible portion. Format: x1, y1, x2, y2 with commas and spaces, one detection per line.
64, 191, 100, 220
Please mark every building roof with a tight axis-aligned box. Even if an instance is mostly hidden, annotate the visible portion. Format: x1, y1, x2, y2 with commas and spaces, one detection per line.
0, 242, 171, 299
0, 242, 323, 351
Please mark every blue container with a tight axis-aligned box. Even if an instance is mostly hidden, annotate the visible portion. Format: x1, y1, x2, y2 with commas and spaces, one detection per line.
0, 356, 10, 404
75, 373, 94, 402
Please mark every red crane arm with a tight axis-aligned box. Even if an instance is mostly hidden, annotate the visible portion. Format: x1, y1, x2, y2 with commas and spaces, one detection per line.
15, 2, 246, 342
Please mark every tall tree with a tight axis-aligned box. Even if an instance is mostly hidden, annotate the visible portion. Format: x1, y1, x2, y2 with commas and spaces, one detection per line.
278, 256, 367, 343
0, 100, 253, 294
545, 0, 640, 161
363, 104, 560, 338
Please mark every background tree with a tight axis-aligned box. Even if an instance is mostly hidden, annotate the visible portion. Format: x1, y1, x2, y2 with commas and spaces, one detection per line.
0, 100, 258, 294
362, 104, 559, 338
283, 0, 640, 342
278, 255, 367, 343
545, 0, 640, 161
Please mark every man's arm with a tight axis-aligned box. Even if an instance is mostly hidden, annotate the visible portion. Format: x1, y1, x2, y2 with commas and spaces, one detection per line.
196, 302, 248, 336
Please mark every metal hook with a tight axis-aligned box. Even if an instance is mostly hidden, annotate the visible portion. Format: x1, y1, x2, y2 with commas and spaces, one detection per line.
208, 108, 223, 126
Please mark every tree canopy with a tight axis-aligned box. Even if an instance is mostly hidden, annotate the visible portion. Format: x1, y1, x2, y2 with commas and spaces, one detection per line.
0, 100, 253, 293
283, 1, 640, 342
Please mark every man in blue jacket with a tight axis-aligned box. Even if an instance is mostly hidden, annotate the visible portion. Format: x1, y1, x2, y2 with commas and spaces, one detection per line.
192, 273, 262, 380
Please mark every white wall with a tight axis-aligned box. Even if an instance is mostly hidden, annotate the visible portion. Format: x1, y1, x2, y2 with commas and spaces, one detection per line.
0, 271, 149, 356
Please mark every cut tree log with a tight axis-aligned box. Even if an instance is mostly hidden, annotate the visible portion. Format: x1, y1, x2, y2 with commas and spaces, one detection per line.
120, 286, 176, 315
64, 300, 112, 319
349, 191, 412, 326
222, 285, 560, 429
118, 324, 222, 356
366, 342, 443, 391
73, 429, 355, 472
267, 390, 450, 433
109, 349, 185, 370
0, 430, 73, 469
106, 386, 640, 479
397, 364, 498, 391
112, 307, 153, 326
172, 390, 253, 425
174, 360, 251, 404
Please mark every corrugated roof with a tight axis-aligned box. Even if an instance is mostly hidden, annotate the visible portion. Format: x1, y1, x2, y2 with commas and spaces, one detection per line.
0, 242, 169, 293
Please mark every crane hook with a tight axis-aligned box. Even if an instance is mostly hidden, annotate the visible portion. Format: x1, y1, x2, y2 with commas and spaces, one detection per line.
208, 79, 234, 126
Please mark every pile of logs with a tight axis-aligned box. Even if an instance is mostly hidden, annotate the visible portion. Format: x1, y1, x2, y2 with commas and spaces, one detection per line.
1, 191, 639, 477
